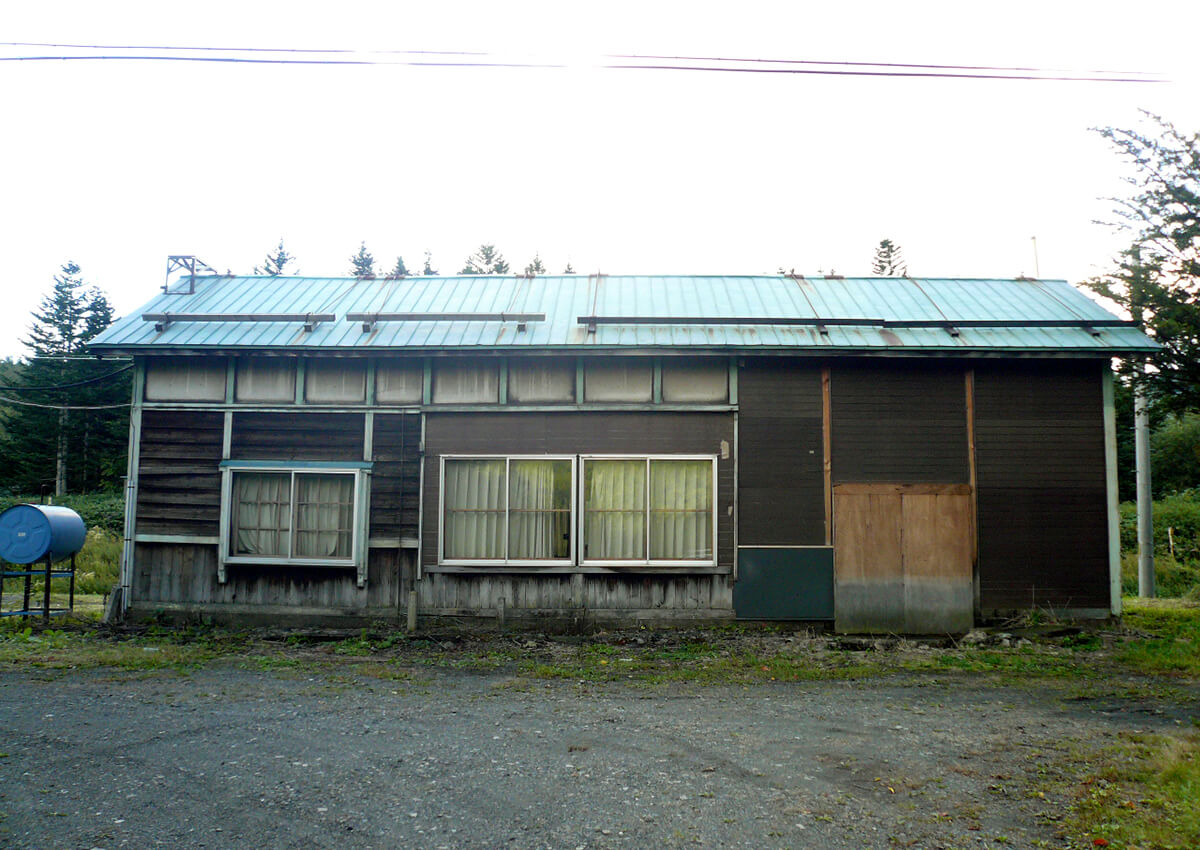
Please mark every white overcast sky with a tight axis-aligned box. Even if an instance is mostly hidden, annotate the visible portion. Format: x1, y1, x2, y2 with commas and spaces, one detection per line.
2, 0, 1198, 358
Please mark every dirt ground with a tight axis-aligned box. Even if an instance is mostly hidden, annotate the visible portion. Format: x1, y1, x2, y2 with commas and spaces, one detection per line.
1, 639, 1194, 850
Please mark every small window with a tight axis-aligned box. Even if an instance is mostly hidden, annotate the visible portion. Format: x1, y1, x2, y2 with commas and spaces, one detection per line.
433, 360, 499, 404
508, 361, 575, 403
145, 358, 227, 402
304, 360, 366, 404
441, 457, 574, 564
584, 359, 653, 402
376, 361, 424, 404
235, 358, 296, 403
223, 466, 364, 566
661, 359, 728, 403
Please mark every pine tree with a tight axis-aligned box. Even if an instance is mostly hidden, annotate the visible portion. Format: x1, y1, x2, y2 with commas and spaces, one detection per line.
1089, 113, 1200, 413
563, 262, 575, 274
254, 239, 294, 275
422, 251, 438, 276
0, 263, 129, 495
349, 242, 376, 277
389, 256, 409, 277
871, 239, 907, 276
460, 244, 510, 275
525, 254, 547, 275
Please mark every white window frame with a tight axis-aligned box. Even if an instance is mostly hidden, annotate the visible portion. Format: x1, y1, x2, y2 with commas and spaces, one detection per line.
436, 454, 719, 569
219, 463, 371, 579
579, 455, 719, 568
439, 455, 577, 567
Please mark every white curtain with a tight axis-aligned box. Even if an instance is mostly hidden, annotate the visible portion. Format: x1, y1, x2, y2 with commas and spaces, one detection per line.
444, 460, 506, 559
294, 474, 354, 558
509, 460, 570, 560
584, 460, 646, 559
232, 472, 291, 556
649, 460, 713, 560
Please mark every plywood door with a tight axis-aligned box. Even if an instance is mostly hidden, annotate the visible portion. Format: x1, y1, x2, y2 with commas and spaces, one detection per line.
833, 490, 905, 633
834, 484, 973, 634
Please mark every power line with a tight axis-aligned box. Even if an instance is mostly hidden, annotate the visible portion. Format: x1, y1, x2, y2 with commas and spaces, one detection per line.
0, 394, 129, 411
0, 364, 133, 393
0, 42, 1164, 83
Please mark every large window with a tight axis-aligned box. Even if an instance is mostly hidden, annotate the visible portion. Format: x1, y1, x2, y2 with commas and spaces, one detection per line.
221, 464, 368, 567
582, 458, 715, 564
441, 457, 574, 564
439, 455, 716, 568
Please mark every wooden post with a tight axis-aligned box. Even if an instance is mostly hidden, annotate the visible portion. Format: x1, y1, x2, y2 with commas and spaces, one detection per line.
821, 366, 833, 546
966, 369, 980, 618
1134, 381, 1155, 597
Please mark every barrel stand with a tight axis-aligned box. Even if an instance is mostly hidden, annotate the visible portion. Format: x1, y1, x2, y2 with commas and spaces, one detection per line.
0, 553, 76, 623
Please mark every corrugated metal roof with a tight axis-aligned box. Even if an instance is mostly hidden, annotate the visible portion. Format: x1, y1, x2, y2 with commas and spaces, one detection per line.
89, 274, 1158, 355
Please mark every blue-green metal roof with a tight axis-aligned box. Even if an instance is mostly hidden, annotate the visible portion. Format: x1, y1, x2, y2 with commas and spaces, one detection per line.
89, 274, 1158, 355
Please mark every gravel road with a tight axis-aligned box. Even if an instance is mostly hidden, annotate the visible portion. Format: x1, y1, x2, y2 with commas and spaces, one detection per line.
0, 661, 1189, 849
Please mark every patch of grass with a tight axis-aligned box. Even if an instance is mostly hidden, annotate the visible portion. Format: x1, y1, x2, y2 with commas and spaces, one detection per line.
1068, 730, 1200, 849
1118, 599, 1200, 676
0, 629, 223, 672
73, 528, 121, 595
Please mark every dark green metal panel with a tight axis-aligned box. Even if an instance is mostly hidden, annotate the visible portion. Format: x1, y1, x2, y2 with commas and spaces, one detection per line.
734, 547, 834, 620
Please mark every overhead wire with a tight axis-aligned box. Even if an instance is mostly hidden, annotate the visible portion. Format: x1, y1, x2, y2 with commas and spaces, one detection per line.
0, 363, 133, 392
0, 395, 130, 411
0, 41, 1164, 82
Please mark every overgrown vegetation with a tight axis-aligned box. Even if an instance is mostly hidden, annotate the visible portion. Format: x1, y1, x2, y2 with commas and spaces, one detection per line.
1120, 491, 1200, 599
1068, 730, 1200, 848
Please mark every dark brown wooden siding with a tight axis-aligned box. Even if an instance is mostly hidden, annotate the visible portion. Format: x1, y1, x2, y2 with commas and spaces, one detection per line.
974, 360, 1109, 610
230, 412, 364, 461
136, 410, 224, 536
831, 361, 969, 484
422, 412, 734, 569
737, 359, 825, 545
371, 413, 422, 541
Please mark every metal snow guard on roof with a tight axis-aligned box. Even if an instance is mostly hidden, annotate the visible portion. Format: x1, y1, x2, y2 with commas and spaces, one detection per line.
89, 274, 1159, 354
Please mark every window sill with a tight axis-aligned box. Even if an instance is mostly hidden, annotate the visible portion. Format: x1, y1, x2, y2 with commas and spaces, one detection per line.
427, 564, 730, 576
224, 557, 357, 569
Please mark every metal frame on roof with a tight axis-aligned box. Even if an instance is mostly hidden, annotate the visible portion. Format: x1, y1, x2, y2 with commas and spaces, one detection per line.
346, 312, 546, 332
143, 312, 336, 332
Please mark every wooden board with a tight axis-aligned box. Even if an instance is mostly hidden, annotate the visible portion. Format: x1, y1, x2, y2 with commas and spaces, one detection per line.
834, 485, 973, 634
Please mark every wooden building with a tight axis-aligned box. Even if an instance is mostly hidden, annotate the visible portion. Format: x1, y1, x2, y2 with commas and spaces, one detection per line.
89, 271, 1157, 633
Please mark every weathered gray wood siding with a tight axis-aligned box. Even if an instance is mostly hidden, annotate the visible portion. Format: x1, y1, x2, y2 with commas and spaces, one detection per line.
131, 544, 413, 613
418, 573, 730, 618
831, 361, 969, 484
974, 360, 1109, 611
136, 410, 224, 536
737, 359, 825, 545
131, 409, 418, 615
370, 413, 422, 542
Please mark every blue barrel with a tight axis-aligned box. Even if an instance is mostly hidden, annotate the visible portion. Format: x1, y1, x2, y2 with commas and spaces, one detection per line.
0, 505, 88, 564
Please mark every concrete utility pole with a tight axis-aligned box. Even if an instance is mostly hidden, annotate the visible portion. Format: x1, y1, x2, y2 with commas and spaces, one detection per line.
1134, 378, 1155, 597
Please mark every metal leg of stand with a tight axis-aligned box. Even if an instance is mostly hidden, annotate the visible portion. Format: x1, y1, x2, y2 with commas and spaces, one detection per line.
69, 553, 76, 612
23, 573, 32, 622
43, 555, 52, 624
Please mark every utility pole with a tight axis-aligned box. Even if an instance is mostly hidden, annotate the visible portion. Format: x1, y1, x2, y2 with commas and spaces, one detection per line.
1129, 255, 1155, 598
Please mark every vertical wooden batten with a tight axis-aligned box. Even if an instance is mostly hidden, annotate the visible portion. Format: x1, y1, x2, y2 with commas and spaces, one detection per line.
116, 358, 146, 618
821, 366, 833, 546
1102, 367, 1122, 615
966, 368, 980, 619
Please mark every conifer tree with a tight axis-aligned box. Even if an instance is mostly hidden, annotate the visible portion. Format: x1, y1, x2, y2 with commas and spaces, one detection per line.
422, 251, 438, 276
0, 263, 129, 494
389, 256, 409, 277
525, 254, 547, 275
349, 242, 376, 277
563, 262, 575, 274
254, 239, 294, 275
871, 239, 907, 276
460, 244, 510, 275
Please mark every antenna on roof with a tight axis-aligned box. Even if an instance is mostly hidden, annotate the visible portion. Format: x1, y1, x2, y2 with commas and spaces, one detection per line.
164, 255, 217, 295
